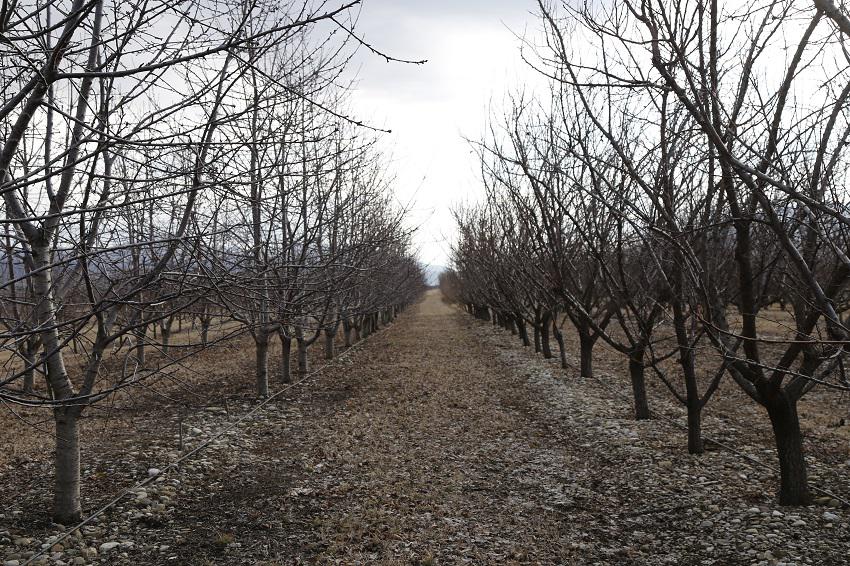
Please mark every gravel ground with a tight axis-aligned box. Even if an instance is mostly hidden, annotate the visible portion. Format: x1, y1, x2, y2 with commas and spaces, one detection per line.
1, 290, 848, 565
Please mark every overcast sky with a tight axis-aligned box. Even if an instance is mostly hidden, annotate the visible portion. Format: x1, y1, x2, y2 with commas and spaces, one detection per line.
348, 0, 545, 268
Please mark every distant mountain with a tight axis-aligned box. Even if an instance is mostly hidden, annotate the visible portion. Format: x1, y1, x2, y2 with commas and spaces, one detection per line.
424, 264, 445, 287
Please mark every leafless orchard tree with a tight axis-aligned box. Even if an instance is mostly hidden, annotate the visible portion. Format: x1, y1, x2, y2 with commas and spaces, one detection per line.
450, 0, 850, 506
0, 0, 424, 524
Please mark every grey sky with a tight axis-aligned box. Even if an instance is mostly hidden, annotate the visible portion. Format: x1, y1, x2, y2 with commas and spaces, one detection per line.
349, 0, 544, 268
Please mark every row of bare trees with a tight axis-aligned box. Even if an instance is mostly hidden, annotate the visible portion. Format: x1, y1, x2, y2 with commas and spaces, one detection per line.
447, 0, 850, 506
0, 0, 424, 524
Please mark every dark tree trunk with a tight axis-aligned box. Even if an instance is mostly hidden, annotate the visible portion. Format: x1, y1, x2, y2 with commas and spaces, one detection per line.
342, 319, 352, 348
516, 316, 530, 347
297, 338, 308, 375
687, 400, 703, 454
628, 349, 650, 420
552, 323, 568, 369
255, 332, 269, 398
578, 331, 594, 378
533, 307, 542, 352
324, 328, 335, 360
279, 333, 292, 384
764, 392, 811, 505
540, 320, 552, 360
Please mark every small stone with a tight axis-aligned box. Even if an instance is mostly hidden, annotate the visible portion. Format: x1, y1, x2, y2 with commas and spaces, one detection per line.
823, 511, 839, 522
147, 468, 161, 478
72, 558, 86, 565
12, 538, 31, 547
4, 560, 21, 566
98, 542, 120, 554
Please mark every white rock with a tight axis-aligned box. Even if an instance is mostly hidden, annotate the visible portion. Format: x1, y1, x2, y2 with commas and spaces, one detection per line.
147, 468, 161, 478
98, 542, 120, 554
823, 511, 839, 522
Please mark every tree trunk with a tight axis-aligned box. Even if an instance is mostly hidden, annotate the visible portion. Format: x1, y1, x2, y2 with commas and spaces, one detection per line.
552, 324, 568, 369
22, 347, 35, 394
32, 246, 79, 524
516, 316, 530, 347
255, 332, 269, 398
343, 319, 352, 348
687, 400, 703, 454
765, 393, 811, 505
280, 334, 292, 384
297, 338, 308, 375
541, 311, 553, 359
324, 328, 335, 360
53, 409, 82, 524
135, 324, 146, 366
628, 349, 650, 420
578, 331, 594, 378
161, 324, 171, 351
200, 320, 210, 347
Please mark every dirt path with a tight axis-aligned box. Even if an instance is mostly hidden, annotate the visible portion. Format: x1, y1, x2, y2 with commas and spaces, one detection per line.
13, 290, 846, 565
154, 290, 582, 564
